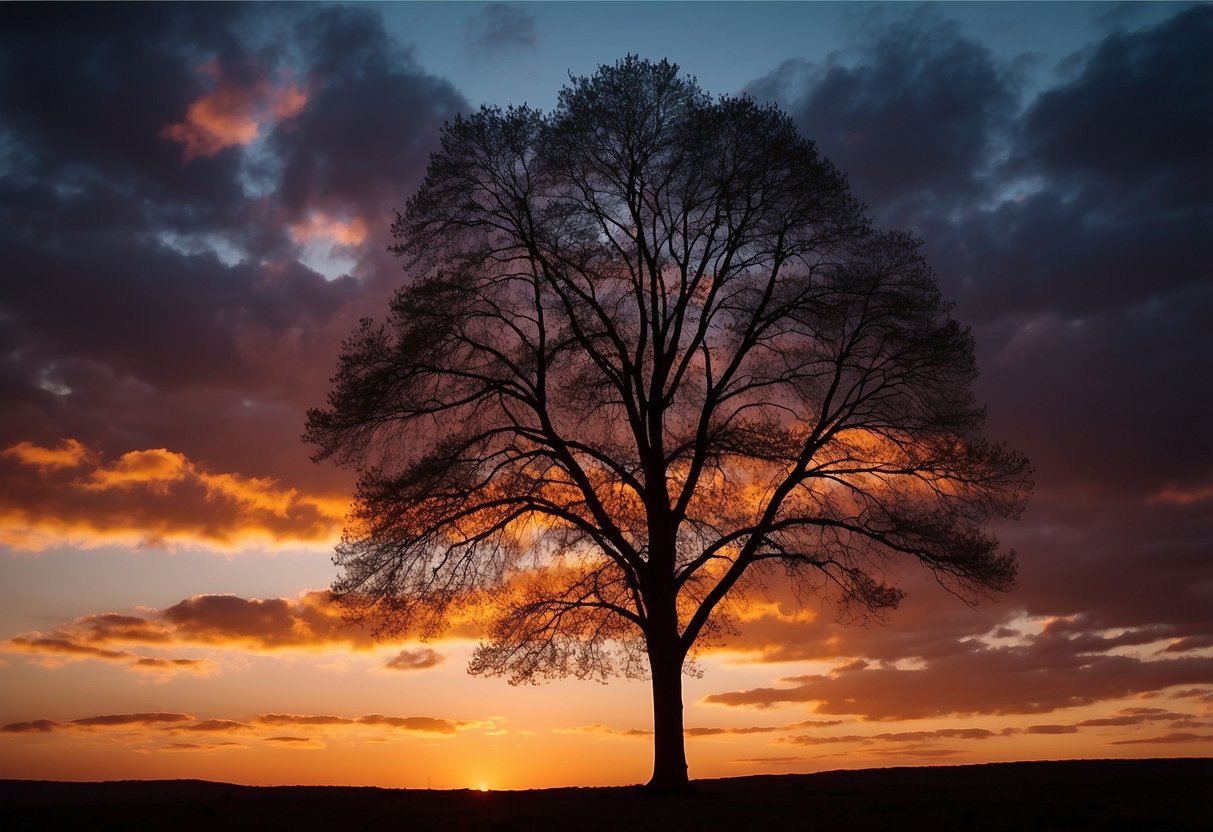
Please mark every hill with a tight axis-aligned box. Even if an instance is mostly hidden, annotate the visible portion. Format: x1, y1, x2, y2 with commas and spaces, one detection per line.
2, 758, 1210, 831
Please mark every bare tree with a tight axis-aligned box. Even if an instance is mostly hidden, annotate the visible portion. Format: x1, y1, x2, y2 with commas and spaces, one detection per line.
305, 57, 1031, 792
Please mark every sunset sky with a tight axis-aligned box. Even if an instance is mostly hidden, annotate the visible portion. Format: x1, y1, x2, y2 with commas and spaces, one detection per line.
1, 2, 1210, 790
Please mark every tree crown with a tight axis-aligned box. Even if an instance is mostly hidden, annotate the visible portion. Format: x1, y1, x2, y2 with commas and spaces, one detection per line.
305, 56, 1031, 684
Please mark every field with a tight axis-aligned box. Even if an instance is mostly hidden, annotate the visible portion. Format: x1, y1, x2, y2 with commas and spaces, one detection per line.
3, 758, 1210, 831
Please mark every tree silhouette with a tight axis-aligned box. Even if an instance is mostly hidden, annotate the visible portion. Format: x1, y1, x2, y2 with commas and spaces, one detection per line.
305, 57, 1031, 792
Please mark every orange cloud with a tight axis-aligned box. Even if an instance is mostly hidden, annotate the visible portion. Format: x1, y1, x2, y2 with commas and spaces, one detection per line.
257, 713, 474, 735
179, 720, 253, 733
289, 213, 369, 246
161, 63, 307, 160
1147, 482, 1213, 506
0, 439, 346, 551
2, 591, 459, 670
264, 736, 325, 749
0, 439, 91, 469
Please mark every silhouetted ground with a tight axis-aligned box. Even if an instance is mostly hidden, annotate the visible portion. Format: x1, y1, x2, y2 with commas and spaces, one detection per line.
3, 758, 1210, 831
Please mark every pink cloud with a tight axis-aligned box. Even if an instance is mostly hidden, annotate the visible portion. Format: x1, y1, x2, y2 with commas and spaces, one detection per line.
161, 62, 307, 160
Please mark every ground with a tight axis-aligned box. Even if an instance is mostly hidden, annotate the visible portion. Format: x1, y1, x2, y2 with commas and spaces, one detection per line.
3, 758, 1210, 831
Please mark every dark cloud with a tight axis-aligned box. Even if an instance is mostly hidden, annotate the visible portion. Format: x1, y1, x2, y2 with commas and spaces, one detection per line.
1, 587, 483, 671
1, 719, 58, 733
161, 741, 242, 752
1109, 732, 1213, 746
3, 710, 480, 738
1024, 724, 1078, 735
275, 7, 466, 224
1077, 708, 1186, 728
465, 3, 537, 56
741, 8, 1213, 705
0, 4, 253, 227
568, 719, 849, 741
179, 720, 252, 733
1012, 5, 1213, 215
384, 647, 444, 671
71, 713, 192, 728
258, 713, 352, 727
782, 727, 997, 746
749, 13, 1016, 219
258, 713, 467, 735
0, 3, 467, 508
162, 592, 369, 649
5, 636, 130, 661
705, 648, 1213, 721
706, 575, 1213, 722
356, 715, 461, 735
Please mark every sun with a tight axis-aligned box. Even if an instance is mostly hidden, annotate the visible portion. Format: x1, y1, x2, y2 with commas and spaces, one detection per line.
476, 782, 490, 793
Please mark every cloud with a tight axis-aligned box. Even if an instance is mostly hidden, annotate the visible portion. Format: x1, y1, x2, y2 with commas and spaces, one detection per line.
71, 713, 192, 728
180, 720, 253, 733
1, 719, 58, 733
256, 713, 473, 735
0, 439, 91, 469
563, 719, 849, 740
1024, 724, 1078, 735
3, 628, 213, 677
465, 4, 537, 56
1077, 707, 1186, 728
749, 12, 1016, 217
289, 213, 369, 247
384, 648, 443, 671
1010, 6, 1212, 215
5, 636, 131, 661
2, 589, 479, 678
161, 741, 243, 752
130, 657, 215, 676
264, 736, 326, 749
705, 591, 1213, 721
158, 591, 391, 650
161, 60, 307, 160
1109, 732, 1213, 746
0, 3, 466, 519
732, 756, 807, 765
782, 727, 997, 746
705, 649, 1213, 720
275, 6, 467, 226
355, 715, 465, 735
2, 710, 483, 739
0, 440, 346, 551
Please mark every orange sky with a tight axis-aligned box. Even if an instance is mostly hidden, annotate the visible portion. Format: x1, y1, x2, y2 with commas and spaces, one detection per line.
1, 2, 1211, 789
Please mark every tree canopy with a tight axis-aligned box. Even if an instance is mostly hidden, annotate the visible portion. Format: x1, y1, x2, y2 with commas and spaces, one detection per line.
305, 57, 1031, 791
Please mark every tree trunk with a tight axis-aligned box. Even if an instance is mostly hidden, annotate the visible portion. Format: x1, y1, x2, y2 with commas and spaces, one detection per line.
646, 637, 690, 792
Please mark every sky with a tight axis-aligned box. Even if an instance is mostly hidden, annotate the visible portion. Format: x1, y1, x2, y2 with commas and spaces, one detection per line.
0, 1, 1210, 790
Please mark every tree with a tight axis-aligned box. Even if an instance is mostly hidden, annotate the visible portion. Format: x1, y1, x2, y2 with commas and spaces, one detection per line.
305, 57, 1031, 792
